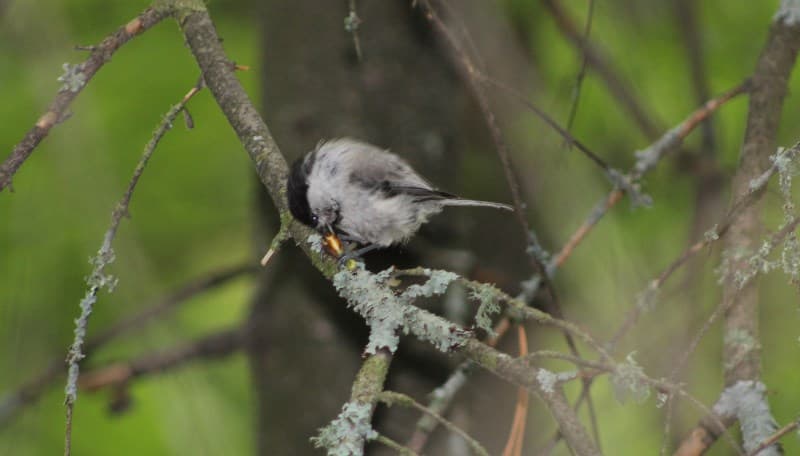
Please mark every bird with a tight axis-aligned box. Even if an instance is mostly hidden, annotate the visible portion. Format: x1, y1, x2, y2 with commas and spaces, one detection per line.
287, 138, 512, 258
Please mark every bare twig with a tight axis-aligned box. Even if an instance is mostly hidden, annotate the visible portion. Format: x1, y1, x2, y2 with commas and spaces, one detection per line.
260, 223, 290, 266
79, 327, 244, 391
380, 391, 490, 456
0, 7, 168, 192
502, 326, 530, 456
540, 0, 660, 139
551, 80, 750, 269
415, 0, 565, 294
564, 0, 595, 134
674, 0, 715, 156
345, 0, 363, 61
747, 418, 799, 456
63, 76, 205, 456
0, 262, 254, 429
374, 433, 419, 455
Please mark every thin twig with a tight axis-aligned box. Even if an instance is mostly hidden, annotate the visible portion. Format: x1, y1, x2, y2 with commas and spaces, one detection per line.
0, 262, 254, 429
260, 223, 290, 266
536, 87, 753, 453
551, 80, 750, 268
379, 391, 490, 456
674, 0, 714, 156
0, 7, 168, 192
406, 318, 511, 452
674, 5, 800, 452
79, 327, 244, 391
540, 0, 661, 139
564, 0, 595, 134
502, 326, 530, 456
345, 0, 363, 61
415, 0, 564, 289
63, 77, 204, 456
373, 433, 419, 456
747, 418, 799, 456
415, 6, 605, 453
609, 143, 800, 349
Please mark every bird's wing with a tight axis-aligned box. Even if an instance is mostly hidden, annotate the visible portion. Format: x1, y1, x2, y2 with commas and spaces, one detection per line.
383, 185, 457, 202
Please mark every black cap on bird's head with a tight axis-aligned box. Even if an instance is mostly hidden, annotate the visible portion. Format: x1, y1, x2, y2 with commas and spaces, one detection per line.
287, 156, 314, 228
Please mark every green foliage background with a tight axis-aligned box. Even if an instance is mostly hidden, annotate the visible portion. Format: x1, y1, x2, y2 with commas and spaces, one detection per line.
0, 1, 798, 455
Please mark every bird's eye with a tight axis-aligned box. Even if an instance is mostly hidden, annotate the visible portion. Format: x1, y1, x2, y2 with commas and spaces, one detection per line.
311, 214, 319, 225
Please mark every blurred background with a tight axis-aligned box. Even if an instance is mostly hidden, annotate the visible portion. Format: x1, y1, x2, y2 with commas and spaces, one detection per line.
1, 0, 798, 454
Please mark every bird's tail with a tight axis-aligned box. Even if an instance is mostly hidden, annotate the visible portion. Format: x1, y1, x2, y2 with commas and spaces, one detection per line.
441, 198, 513, 211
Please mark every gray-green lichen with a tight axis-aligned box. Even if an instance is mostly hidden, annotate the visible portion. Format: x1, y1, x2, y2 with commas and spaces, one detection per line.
58, 63, 87, 93
332, 265, 467, 354
343, 11, 361, 32
154, 0, 205, 15
611, 353, 650, 404
713, 381, 780, 455
632, 126, 681, 178
526, 231, 551, 265
65, 245, 118, 403
635, 281, 659, 313
403, 269, 458, 298
781, 234, 800, 283
311, 401, 377, 456
775, 0, 800, 26
656, 392, 669, 408
607, 168, 653, 208
307, 233, 324, 254
517, 276, 542, 303
704, 224, 720, 242
536, 368, 577, 394
469, 282, 502, 335
723, 329, 761, 372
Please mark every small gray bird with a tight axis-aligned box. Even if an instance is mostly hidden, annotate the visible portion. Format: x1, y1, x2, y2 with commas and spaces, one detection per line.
287, 138, 512, 255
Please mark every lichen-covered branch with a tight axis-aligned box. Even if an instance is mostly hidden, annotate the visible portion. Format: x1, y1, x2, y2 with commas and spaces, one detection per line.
611, 143, 800, 348
311, 350, 392, 455
721, 0, 800, 386
675, 4, 800, 454
0, 6, 168, 192
63, 79, 203, 456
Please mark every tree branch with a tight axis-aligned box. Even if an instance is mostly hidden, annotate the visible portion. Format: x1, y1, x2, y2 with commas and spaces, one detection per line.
63, 74, 205, 456
551, 80, 750, 268
79, 327, 244, 391
0, 6, 168, 192
540, 0, 661, 139
675, 5, 800, 453
0, 262, 254, 429
175, 2, 338, 278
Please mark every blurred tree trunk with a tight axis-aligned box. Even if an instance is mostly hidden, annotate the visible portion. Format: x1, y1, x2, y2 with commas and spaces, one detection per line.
249, 1, 532, 454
